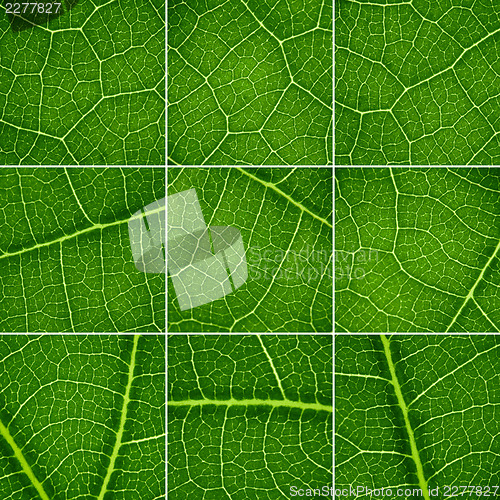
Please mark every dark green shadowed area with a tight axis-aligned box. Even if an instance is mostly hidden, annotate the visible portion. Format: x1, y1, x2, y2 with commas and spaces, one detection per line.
5, 0, 78, 32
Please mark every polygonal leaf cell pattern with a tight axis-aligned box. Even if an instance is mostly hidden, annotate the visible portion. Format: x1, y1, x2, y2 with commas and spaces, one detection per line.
168, 167, 333, 333
336, 167, 500, 333
0, 0, 165, 165
0, 167, 165, 333
336, 335, 500, 499
336, 0, 500, 165
0, 335, 165, 499
168, 0, 333, 165
168, 334, 333, 499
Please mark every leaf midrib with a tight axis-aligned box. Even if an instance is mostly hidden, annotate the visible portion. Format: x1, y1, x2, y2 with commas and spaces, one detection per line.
168, 398, 333, 413
381, 334, 430, 500
0, 204, 164, 262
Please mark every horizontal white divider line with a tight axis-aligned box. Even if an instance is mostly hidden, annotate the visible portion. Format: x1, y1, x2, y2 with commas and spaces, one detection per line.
168, 398, 333, 413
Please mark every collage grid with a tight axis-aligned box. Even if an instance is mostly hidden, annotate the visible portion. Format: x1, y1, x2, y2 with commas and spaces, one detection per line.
0, 0, 498, 497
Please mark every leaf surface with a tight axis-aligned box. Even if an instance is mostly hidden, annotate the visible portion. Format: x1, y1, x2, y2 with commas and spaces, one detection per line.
336, 167, 500, 333
0, 334, 165, 499
168, 334, 333, 498
335, 0, 500, 165
0, 167, 165, 333
168, 167, 333, 333
168, 0, 333, 165
0, 0, 164, 165
336, 334, 500, 497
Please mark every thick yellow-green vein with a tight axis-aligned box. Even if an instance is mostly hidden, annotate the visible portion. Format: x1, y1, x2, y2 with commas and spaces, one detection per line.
168, 398, 333, 413
97, 334, 139, 500
381, 334, 430, 500
0, 419, 50, 500
235, 167, 333, 228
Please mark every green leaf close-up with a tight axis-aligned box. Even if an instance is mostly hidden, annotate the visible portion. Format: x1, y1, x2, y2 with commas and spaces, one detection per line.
168, 0, 333, 165
168, 167, 333, 333
336, 167, 500, 333
0, 334, 165, 499
168, 334, 333, 498
0, 167, 165, 333
336, 334, 500, 498
0, 0, 165, 165
335, 0, 500, 165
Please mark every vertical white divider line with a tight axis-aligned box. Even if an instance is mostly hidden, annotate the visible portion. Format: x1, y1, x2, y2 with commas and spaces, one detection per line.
165, 0, 169, 171
164, 331, 168, 500
332, 332, 335, 494
332, 0, 335, 168
332, 0, 336, 460
332, 165, 335, 329
164, 162, 168, 500
165, 166, 168, 332
332, 86, 336, 489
